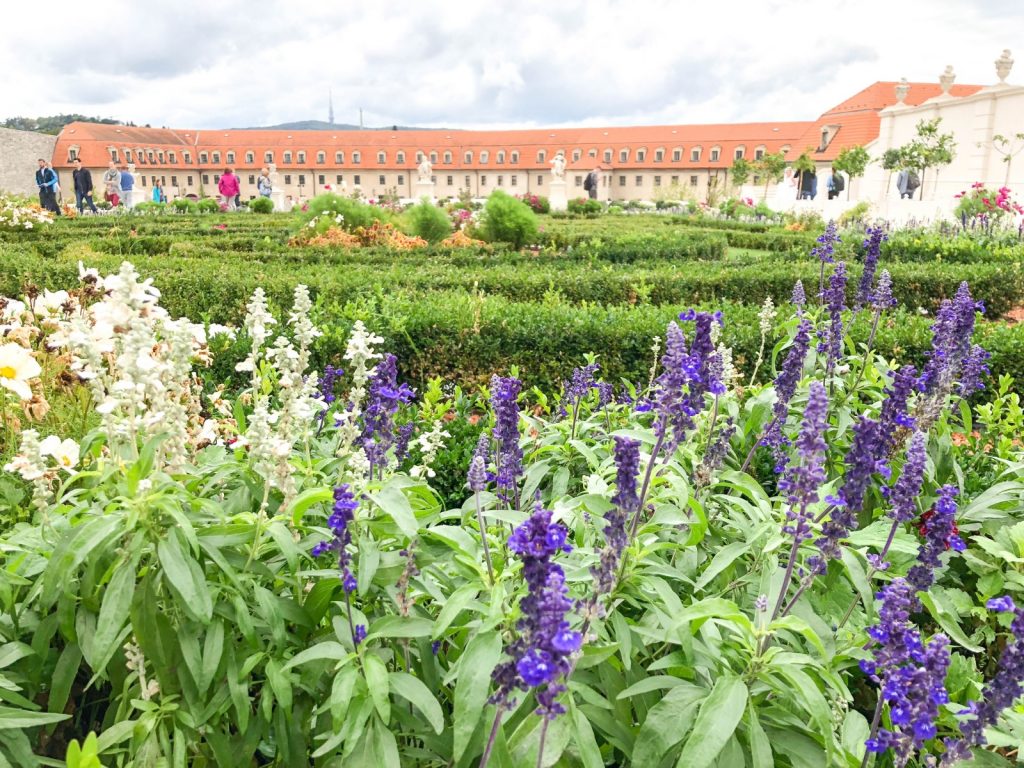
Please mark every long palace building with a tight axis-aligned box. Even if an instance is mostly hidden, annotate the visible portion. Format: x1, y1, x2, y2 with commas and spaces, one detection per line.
51, 81, 982, 203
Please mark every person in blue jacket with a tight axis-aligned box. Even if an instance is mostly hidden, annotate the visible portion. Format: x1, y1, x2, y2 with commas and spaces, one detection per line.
34, 159, 61, 214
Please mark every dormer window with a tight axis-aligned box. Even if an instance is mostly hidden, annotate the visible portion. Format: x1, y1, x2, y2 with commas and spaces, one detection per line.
199, 151, 208, 164
603, 149, 612, 163
283, 151, 292, 163
536, 150, 546, 163
691, 147, 702, 162
619, 149, 629, 163
443, 151, 452, 164
672, 148, 682, 162
212, 151, 221, 164
709, 147, 720, 162
480, 150, 489, 163
246, 151, 255, 163
654, 148, 665, 162
397, 151, 406, 164
572, 149, 581, 162
636, 148, 647, 162
317, 151, 326, 164
335, 151, 344, 163
754, 146, 766, 160
465, 151, 473, 163
377, 151, 387, 164
510, 151, 519, 164
496, 150, 506, 164
297, 151, 306, 163
352, 151, 361, 164
734, 146, 745, 160
226, 151, 235, 164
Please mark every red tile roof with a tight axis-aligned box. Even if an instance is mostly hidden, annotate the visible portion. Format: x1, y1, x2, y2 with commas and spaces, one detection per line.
52, 81, 986, 170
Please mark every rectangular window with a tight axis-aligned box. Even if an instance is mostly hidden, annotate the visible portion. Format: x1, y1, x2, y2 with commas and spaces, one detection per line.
511, 151, 519, 164
245, 151, 254, 163
378, 151, 386, 164
171, 176, 178, 186
354, 174, 361, 185
654, 149, 664, 162
202, 174, 209, 184
284, 174, 291, 184
671, 175, 679, 185
691, 149, 701, 162
755, 149, 764, 160
379, 175, 386, 185
283, 151, 292, 164
753, 175, 761, 185
140, 176, 146, 186
619, 175, 626, 186
110, 148, 119, 162
183, 151, 192, 163
157, 151, 164, 163
654, 175, 661, 187
298, 174, 305, 185
187, 175, 194, 186
199, 152, 208, 163
249, 174, 256, 184
214, 174, 220, 183
511, 175, 517, 187
352, 152, 361, 164
125, 149, 133, 162
637, 150, 646, 162
264, 151, 273, 163
465, 175, 471, 188
574, 175, 582, 187
397, 174, 404, 185
603, 150, 612, 163
68, 147, 79, 161
481, 175, 487, 185
635, 175, 643, 186
317, 152, 325, 164
734, 148, 744, 160
212, 152, 221, 164
464, 151, 473, 163
148, 151, 155, 164
537, 175, 543, 186
690, 175, 699, 187
297, 152, 306, 164
336, 175, 343, 184
710, 149, 719, 162
318, 174, 325, 184
588, 149, 597, 158
335, 151, 344, 163
447, 175, 453, 186
226, 151, 235, 163
672, 149, 681, 162
619, 149, 628, 162
169, 151, 177, 163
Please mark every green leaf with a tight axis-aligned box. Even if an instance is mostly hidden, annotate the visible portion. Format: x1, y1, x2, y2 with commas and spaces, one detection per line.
432, 585, 480, 639
632, 683, 706, 766
570, 699, 604, 768
264, 659, 293, 713
372, 483, 419, 539
282, 641, 349, 671
366, 615, 433, 641
674, 675, 748, 768
363, 654, 390, 726
0, 644, 32, 671
370, 718, 401, 768
48, 644, 82, 715
199, 620, 224, 697
89, 560, 136, 675
290, 486, 332, 526
747, 703, 773, 768
617, 675, 688, 700
157, 532, 213, 624
95, 720, 138, 751
919, 591, 982, 652
453, 630, 501, 763
0, 706, 69, 730
388, 672, 444, 734
694, 541, 748, 592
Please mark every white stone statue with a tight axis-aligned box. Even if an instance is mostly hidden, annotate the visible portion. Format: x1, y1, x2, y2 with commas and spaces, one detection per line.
939, 65, 955, 94
895, 77, 910, 103
417, 157, 432, 182
550, 151, 566, 180
996, 49, 1014, 83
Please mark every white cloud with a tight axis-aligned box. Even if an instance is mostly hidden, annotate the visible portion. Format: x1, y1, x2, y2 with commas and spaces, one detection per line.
0, 0, 1019, 129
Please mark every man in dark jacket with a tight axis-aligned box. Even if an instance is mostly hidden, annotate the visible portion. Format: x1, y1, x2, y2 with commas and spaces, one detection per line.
35, 159, 61, 214
72, 159, 99, 213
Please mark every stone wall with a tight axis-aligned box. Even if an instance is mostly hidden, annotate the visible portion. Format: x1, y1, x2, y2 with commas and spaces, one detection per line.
0, 127, 58, 196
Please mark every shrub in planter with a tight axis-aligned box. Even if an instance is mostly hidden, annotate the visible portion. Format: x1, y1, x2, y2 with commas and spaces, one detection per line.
402, 198, 453, 243
567, 197, 603, 215
249, 197, 275, 214
517, 193, 550, 214
479, 189, 539, 248
301, 192, 392, 231
196, 198, 220, 214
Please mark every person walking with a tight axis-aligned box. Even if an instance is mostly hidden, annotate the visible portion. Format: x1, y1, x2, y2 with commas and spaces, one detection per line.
47, 161, 64, 209
34, 159, 61, 214
583, 166, 600, 200
218, 167, 240, 211
119, 165, 135, 208
72, 159, 99, 213
102, 162, 122, 206
152, 180, 166, 203
257, 167, 273, 198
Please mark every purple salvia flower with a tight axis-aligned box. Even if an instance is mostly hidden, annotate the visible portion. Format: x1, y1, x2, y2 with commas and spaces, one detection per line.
871, 269, 896, 312
353, 624, 367, 646
811, 220, 840, 264
791, 280, 807, 307
817, 262, 848, 377
595, 381, 615, 409
560, 362, 600, 415
492, 501, 580, 719
777, 381, 828, 545
317, 364, 344, 431
394, 422, 415, 463
885, 431, 928, 524
311, 484, 360, 594
856, 226, 888, 309
907, 485, 964, 592
878, 365, 919, 454
699, 418, 736, 481
762, 316, 812, 451
861, 578, 952, 765
490, 375, 524, 507
942, 598, 1024, 764
958, 344, 990, 397
810, 416, 885, 572
592, 436, 640, 596
920, 282, 984, 398
359, 353, 414, 473
467, 433, 489, 492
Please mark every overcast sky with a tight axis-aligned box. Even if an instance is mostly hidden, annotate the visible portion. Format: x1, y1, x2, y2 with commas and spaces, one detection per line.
1, 0, 1019, 130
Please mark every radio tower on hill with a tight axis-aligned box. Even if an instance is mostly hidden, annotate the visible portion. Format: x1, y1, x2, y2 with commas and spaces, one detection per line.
328, 89, 335, 125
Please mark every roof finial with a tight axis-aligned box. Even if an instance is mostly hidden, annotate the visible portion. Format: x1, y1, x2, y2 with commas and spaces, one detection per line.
996, 49, 1014, 84
895, 77, 910, 104
939, 65, 955, 95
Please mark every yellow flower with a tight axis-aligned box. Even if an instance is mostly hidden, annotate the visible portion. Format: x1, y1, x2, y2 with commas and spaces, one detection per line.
0, 342, 41, 400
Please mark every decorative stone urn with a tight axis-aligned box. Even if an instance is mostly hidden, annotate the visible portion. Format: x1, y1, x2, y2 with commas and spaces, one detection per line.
939, 65, 955, 95
996, 49, 1013, 83
895, 78, 910, 104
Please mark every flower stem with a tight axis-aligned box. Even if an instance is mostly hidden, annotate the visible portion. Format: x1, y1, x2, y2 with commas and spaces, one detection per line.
860, 695, 885, 768
837, 518, 900, 630
478, 707, 505, 768
741, 416, 775, 474
536, 718, 550, 768
474, 490, 495, 586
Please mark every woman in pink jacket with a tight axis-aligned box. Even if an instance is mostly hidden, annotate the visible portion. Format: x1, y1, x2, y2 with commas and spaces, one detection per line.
218, 168, 241, 211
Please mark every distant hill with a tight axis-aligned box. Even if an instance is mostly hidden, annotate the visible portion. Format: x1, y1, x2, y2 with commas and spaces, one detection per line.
2, 114, 128, 135
240, 120, 449, 131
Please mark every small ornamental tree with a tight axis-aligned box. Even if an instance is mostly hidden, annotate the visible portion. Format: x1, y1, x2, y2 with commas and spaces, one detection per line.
792, 150, 816, 198
880, 147, 905, 196
731, 157, 752, 188
895, 118, 957, 200
754, 151, 787, 201
832, 145, 870, 200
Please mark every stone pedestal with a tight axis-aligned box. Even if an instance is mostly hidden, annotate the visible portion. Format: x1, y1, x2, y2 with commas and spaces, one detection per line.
413, 180, 436, 202
548, 179, 568, 211
271, 190, 286, 212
